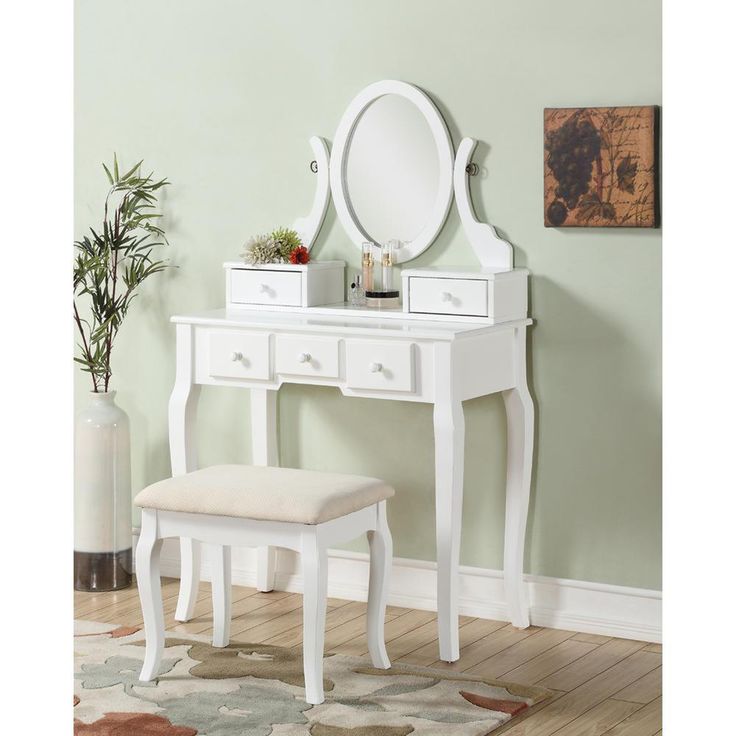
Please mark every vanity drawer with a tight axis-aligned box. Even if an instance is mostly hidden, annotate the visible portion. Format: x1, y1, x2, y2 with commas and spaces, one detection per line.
407, 277, 488, 317
345, 340, 414, 392
208, 331, 270, 380
274, 335, 340, 378
230, 268, 302, 307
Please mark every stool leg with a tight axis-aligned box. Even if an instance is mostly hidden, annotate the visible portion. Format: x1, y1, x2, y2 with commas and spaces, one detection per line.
211, 545, 231, 648
175, 538, 201, 622
137, 510, 164, 682
367, 501, 392, 669
301, 532, 328, 705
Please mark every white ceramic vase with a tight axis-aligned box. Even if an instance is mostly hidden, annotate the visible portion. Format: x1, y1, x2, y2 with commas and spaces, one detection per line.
74, 390, 132, 591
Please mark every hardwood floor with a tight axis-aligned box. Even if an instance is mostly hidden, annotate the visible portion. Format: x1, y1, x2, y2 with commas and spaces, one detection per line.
75, 578, 662, 735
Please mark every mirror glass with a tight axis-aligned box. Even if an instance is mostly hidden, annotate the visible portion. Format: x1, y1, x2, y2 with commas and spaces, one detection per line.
345, 94, 440, 245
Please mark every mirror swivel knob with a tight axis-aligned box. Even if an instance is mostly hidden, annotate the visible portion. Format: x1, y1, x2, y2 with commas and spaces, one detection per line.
298, 352, 311, 363
231, 351, 243, 362
369, 362, 383, 373
441, 291, 453, 302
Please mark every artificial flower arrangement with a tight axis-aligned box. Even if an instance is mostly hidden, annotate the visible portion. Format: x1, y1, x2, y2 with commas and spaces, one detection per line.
241, 227, 310, 265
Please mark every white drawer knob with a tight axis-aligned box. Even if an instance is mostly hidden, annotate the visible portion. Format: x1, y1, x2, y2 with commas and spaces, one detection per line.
259, 283, 269, 293
369, 362, 383, 373
230, 351, 243, 362
441, 291, 453, 302
298, 352, 311, 363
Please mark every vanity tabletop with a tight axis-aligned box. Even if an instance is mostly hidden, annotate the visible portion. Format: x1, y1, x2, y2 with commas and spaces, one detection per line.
171, 307, 531, 341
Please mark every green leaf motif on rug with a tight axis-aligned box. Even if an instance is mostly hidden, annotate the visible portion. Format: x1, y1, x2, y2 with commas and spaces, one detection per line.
75, 656, 180, 695
157, 682, 311, 736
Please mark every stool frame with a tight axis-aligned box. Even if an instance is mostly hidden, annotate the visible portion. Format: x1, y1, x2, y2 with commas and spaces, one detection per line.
136, 499, 392, 704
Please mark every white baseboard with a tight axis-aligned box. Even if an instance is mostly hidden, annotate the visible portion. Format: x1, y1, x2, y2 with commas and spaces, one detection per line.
132, 531, 661, 643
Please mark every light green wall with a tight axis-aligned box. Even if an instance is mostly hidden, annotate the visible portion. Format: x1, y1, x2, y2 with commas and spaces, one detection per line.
75, 0, 661, 590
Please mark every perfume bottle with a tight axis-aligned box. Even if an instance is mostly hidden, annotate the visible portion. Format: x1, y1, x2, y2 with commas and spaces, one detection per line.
362, 242, 375, 292
350, 272, 365, 306
381, 241, 397, 292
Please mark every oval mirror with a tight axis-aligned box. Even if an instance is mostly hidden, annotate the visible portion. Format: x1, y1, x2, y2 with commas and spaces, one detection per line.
330, 80, 454, 263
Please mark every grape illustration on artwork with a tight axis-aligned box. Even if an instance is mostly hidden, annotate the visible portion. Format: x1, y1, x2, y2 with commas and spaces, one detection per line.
543, 106, 658, 228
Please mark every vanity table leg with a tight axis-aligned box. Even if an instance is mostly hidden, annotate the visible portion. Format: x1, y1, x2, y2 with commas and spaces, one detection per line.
433, 395, 466, 663
252, 388, 279, 592
502, 327, 534, 629
169, 323, 203, 622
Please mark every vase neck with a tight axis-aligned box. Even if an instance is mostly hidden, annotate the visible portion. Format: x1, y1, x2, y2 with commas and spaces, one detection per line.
89, 390, 117, 405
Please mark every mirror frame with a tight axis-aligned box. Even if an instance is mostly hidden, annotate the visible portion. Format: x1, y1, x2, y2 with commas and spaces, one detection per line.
330, 80, 455, 263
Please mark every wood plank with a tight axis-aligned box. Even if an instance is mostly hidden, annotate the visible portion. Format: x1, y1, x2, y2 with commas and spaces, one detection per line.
572, 632, 612, 645
178, 587, 294, 636
502, 639, 599, 686
539, 638, 648, 692
397, 617, 507, 667
248, 589, 299, 602
323, 612, 372, 652
550, 698, 644, 736
264, 601, 369, 648
95, 581, 231, 625
465, 627, 576, 679
499, 651, 661, 736
332, 608, 436, 657
602, 697, 661, 735
227, 594, 304, 638
429, 624, 541, 672
165, 586, 232, 635
493, 689, 566, 735
98, 584, 210, 629
612, 667, 661, 704
642, 643, 662, 653
74, 580, 175, 618
386, 605, 412, 617
323, 606, 416, 654
381, 617, 448, 662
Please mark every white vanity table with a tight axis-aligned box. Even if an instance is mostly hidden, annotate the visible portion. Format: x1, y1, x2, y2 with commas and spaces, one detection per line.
170, 80, 534, 662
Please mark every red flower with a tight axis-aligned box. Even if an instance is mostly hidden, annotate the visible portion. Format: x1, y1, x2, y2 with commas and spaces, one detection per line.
289, 246, 310, 264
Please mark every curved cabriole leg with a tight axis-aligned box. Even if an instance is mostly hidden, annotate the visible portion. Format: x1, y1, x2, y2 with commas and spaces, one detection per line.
433, 396, 466, 663
211, 545, 232, 648
502, 328, 535, 629
175, 537, 201, 622
301, 532, 328, 705
137, 509, 164, 682
366, 501, 392, 669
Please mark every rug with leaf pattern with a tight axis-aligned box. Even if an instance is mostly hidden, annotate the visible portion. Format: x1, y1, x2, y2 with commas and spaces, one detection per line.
74, 620, 551, 735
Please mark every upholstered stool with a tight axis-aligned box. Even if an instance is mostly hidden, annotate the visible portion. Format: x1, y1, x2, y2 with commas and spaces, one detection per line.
133, 464, 394, 704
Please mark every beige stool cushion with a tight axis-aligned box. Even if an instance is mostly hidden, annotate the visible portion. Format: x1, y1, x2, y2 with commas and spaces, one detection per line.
134, 464, 395, 525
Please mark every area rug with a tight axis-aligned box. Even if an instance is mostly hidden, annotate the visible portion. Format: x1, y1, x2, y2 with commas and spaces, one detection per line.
74, 620, 551, 735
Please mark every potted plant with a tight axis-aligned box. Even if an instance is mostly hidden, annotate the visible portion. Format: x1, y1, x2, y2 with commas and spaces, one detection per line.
73, 157, 170, 591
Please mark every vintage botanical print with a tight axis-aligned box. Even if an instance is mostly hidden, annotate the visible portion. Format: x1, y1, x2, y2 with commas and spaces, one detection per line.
544, 106, 658, 228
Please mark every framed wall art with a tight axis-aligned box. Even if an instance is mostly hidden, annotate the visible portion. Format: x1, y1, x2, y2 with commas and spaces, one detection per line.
544, 106, 659, 227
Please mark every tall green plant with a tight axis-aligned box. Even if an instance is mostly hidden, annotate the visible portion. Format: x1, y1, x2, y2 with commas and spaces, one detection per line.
74, 156, 171, 392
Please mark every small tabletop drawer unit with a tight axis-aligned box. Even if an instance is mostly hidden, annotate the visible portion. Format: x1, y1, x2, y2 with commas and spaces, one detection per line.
225, 261, 345, 309
401, 267, 528, 324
